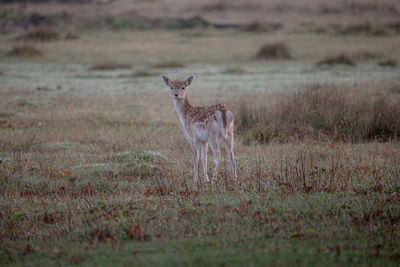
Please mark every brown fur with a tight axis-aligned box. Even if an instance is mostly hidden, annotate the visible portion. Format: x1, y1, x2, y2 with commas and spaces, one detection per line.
183, 99, 227, 127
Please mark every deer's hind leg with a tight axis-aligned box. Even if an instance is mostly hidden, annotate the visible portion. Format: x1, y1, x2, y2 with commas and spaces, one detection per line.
222, 115, 237, 181
209, 138, 220, 181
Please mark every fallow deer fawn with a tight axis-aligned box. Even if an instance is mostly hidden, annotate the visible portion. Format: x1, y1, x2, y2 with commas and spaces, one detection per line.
162, 75, 237, 182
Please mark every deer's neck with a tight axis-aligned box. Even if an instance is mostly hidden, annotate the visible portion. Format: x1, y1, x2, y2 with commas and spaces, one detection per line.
173, 96, 192, 131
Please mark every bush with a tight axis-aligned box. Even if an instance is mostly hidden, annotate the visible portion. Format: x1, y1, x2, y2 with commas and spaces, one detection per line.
317, 54, 356, 66
180, 15, 210, 28
90, 62, 131, 70
242, 21, 271, 32
132, 71, 159, 77
378, 59, 398, 68
333, 22, 391, 36
236, 84, 400, 143
8, 45, 42, 57
255, 42, 291, 60
18, 27, 59, 41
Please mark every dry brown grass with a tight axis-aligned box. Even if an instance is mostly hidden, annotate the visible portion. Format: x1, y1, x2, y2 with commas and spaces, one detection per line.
7, 44, 42, 57
237, 83, 400, 143
0, 83, 399, 266
17, 27, 60, 42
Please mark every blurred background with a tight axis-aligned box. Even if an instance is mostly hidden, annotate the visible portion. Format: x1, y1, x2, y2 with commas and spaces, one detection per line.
1, 0, 400, 146
1, 0, 399, 92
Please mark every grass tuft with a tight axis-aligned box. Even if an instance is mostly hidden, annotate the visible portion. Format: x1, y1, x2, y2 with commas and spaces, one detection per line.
255, 42, 291, 60
132, 70, 160, 77
181, 15, 211, 28
17, 27, 60, 42
316, 54, 356, 66
333, 22, 391, 36
90, 62, 132, 70
378, 59, 398, 68
242, 21, 272, 32
7, 45, 42, 57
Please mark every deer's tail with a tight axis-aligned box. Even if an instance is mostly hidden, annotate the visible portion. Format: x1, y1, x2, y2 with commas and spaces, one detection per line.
215, 104, 228, 139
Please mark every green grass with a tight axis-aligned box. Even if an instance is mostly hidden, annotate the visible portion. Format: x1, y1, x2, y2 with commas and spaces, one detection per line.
12, 238, 396, 266
1, 191, 399, 266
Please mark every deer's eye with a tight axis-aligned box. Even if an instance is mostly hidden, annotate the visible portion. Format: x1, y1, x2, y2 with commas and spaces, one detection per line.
182, 87, 185, 90
170, 87, 173, 90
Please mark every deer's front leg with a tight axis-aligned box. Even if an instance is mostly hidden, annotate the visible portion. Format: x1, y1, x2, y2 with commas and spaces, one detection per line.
200, 142, 209, 182
191, 142, 200, 182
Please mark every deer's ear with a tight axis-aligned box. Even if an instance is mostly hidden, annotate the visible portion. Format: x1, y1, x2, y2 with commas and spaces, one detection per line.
184, 75, 195, 87
162, 75, 172, 86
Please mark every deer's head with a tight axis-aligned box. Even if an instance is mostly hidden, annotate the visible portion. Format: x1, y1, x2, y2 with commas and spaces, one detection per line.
162, 75, 195, 100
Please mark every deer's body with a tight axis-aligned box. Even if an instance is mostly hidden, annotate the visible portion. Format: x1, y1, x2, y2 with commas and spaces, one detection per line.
162, 75, 237, 182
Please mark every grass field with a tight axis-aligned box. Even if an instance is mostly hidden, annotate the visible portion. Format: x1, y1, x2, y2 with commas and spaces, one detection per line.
1, 0, 400, 266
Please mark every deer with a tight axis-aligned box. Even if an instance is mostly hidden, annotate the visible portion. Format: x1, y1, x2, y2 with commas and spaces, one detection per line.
162, 74, 237, 183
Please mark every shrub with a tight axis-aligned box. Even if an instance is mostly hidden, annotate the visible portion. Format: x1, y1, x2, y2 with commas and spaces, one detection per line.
181, 15, 210, 28
242, 21, 271, 32
90, 62, 131, 70
236, 84, 400, 143
18, 27, 59, 41
317, 54, 356, 66
378, 59, 398, 68
350, 50, 381, 60
132, 71, 159, 77
8, 45, 42, 57
255, 42, 291, 60
333, 23, 391, 36
386, 22, 400, 33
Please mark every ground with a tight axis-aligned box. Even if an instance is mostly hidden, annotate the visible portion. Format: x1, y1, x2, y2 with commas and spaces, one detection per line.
0, 0, 400, 266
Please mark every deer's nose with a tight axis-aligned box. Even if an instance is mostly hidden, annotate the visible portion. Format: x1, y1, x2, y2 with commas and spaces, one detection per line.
174, 94, 178, 97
